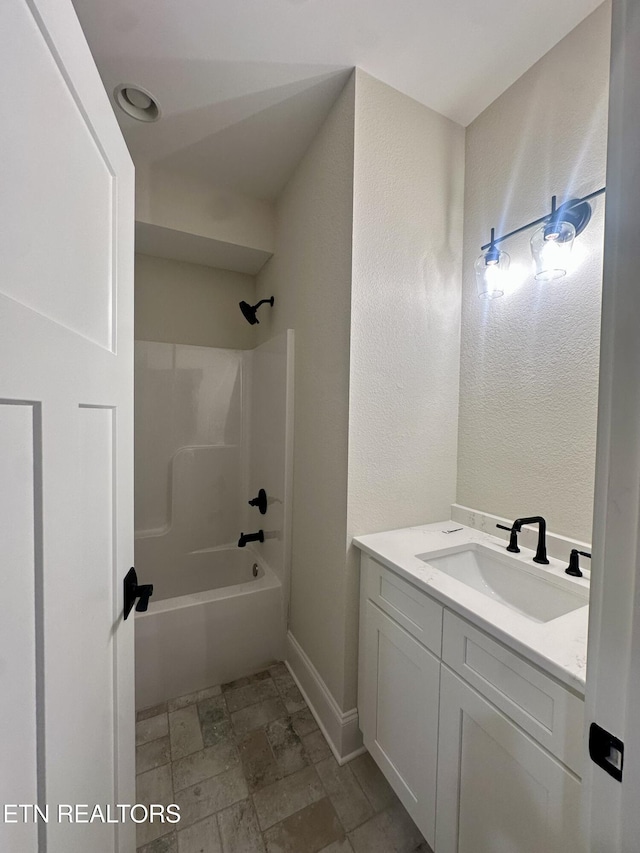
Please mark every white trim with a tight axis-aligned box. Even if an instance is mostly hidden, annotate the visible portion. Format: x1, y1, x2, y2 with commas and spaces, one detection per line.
285, 631, 365, 764
283, 330, 295, 629
451, 504, 592, 578
583, 2, 640, 847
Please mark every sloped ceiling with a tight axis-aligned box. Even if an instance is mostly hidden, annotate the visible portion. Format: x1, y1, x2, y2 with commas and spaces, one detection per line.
73, 0, 604, 200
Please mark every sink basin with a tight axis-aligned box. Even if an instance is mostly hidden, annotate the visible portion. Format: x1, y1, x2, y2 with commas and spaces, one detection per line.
417, 545, 588, 623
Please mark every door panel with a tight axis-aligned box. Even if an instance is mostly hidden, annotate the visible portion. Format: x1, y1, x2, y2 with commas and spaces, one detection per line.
0, 402, 41, 853
436, 667, 585, 853
0, 1, 135, 851
360, 600, 439, 847
0, 0, 114, 349
458, 714, 548, 853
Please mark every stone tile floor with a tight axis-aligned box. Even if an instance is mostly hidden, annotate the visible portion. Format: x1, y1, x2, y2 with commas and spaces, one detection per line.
136, 662, 432, 853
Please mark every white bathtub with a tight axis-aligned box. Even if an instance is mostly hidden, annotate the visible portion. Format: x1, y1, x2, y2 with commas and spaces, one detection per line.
134, 547, 285, 709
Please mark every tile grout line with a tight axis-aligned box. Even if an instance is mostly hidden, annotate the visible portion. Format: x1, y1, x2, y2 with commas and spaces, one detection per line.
135, 733, 169, 750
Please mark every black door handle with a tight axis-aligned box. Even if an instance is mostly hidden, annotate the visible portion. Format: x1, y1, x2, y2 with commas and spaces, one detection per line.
124, 567, 154, 620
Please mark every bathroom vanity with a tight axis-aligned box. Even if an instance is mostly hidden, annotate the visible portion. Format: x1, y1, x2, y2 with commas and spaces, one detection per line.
354, 522, 590, 853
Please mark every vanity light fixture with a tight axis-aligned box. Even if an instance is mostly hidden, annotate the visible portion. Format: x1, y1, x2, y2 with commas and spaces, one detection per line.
477, 187, 605, 298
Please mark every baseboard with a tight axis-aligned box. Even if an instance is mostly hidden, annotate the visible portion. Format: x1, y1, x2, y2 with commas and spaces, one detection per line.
451, 503, 592, 577
285, 631, 365, 765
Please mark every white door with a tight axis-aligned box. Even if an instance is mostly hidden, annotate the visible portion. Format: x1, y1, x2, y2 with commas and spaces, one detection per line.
436, 667, 584, 853
0, 0, 135, 851
359, 600, 440, 848
582, 1, 640, 850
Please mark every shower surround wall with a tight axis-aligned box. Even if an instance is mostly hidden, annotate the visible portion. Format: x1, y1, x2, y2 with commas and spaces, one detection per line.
135, 341, 246, 588
134, 331, 293, 602
247, 331, 295, 591
134, 333, 293, 704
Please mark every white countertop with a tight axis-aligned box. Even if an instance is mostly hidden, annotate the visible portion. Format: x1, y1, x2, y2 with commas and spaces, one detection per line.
353, 521, 589, 695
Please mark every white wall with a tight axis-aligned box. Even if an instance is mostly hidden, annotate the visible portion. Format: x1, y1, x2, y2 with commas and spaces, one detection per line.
135, 253, 258, 350
349, 70, 465, 532
457, 2, 610, 543
255, 74, 355, 709
346, 70, 465, 706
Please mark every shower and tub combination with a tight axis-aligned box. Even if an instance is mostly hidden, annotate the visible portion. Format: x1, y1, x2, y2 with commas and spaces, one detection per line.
133, 328, 293, 709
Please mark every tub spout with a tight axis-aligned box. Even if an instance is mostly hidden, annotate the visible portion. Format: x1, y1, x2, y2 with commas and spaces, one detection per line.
238, 530, 264, 548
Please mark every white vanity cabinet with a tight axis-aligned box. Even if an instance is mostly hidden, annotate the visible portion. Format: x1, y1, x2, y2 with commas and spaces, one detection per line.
358, 556, 442, 848
358, 554, 586, 853
436, 666, 583, 853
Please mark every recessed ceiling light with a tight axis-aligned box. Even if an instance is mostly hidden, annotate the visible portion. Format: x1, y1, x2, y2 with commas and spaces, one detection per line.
114, 84, 161, 122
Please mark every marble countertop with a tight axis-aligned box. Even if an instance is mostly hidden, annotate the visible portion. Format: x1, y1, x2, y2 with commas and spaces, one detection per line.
353, 521, 589, 696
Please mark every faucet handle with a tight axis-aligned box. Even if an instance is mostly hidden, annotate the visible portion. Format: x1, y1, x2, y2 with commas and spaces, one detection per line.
248, 488, 268, 515
496, 523, 520, 553
566, 549, 591, 577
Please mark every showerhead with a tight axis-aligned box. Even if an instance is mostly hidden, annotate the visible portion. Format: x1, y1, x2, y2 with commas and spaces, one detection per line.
239, 301, 258, 325
239, 296, 274, 325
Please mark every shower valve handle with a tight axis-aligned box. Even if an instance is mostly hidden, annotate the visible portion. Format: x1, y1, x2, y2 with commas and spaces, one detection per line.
248, 488, 268, 515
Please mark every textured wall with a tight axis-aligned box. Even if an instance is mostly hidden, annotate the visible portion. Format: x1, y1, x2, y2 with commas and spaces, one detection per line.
457, 3, 610, 543
350, 71, 464, 532
346, 70, 465, 705
255, 75, 355, 709
135, 253, 258, 349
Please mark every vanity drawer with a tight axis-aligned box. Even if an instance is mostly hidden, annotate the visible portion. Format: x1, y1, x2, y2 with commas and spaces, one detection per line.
442, 611, 584, 776
362, 555, 443, 656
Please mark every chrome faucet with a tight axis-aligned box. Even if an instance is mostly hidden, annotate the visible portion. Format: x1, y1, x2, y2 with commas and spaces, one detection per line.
497, 516, 549, 564
238, 530, 264, 548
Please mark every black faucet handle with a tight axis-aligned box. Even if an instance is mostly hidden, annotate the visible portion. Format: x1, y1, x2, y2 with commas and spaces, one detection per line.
496, 523, 520, 553
248, 488, 268, 515
566, 549, 591, 577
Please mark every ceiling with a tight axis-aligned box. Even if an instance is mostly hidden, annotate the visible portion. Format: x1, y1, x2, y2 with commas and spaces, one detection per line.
72, 0, 604, 201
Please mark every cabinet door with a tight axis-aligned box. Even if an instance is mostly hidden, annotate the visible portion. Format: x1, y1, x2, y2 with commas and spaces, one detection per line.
359, 600, 440, 847
436, 667, 585, 853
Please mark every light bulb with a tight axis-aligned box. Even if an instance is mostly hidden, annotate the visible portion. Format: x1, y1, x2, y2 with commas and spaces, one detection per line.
530, 220, 575, 281
475, 246, 510, 299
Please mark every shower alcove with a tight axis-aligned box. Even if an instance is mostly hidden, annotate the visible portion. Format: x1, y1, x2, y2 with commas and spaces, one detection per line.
134, 330, 294, 708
